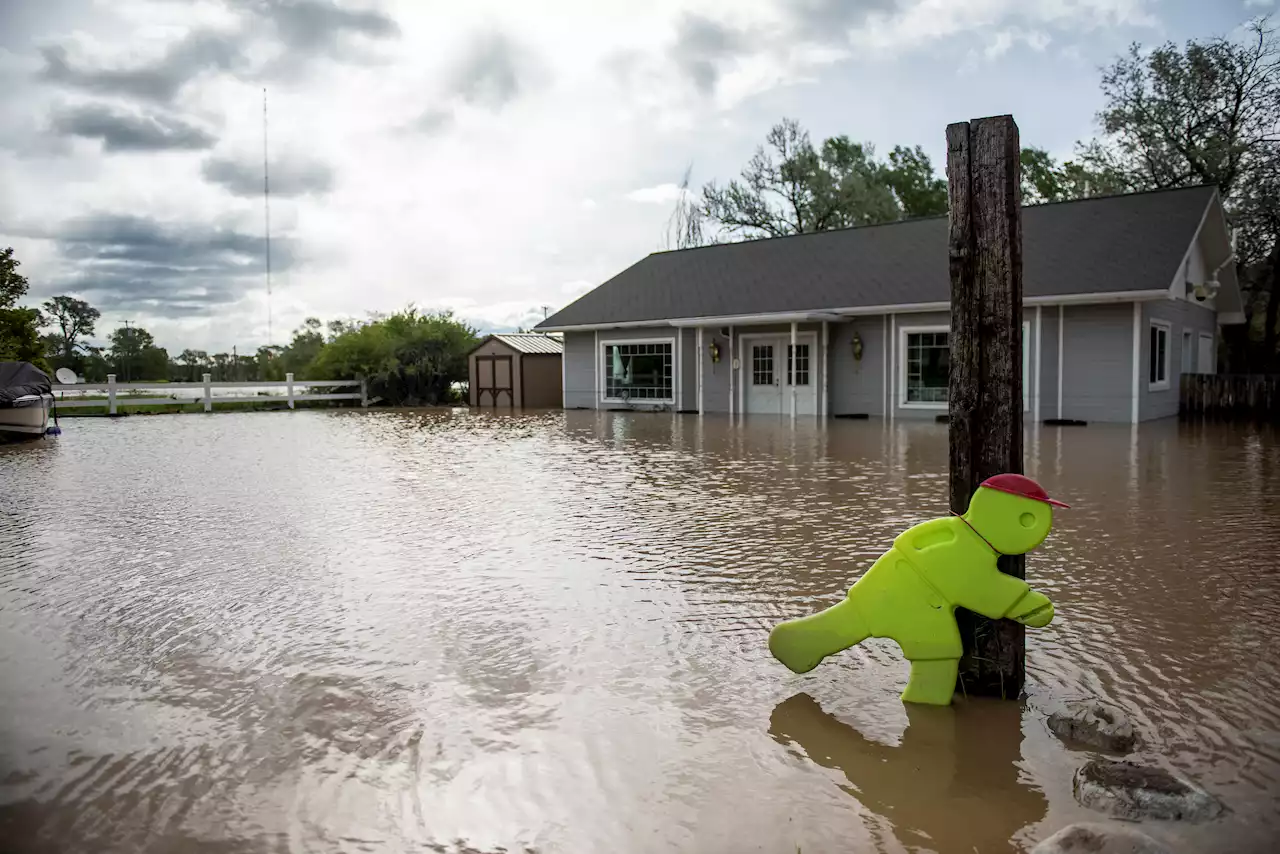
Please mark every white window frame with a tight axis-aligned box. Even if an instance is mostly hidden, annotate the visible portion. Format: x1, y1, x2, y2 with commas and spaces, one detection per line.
1148, 320, 1171, 391
899, 325, 950, 409
1198, 332, 1215, 375
898, 322, 1032, 410
598, 336, 676, 404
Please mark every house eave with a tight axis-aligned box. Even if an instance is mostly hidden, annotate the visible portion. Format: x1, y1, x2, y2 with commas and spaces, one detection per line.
537, 290, 1178, 332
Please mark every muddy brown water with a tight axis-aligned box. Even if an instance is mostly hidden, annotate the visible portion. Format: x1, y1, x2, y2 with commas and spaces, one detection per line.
1, 411, 1277, 853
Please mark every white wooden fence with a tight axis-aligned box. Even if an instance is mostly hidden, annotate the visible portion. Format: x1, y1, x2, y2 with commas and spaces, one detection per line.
52, 373, 368, 415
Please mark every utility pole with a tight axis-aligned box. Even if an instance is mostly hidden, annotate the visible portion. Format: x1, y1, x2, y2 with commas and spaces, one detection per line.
121, 319, 133, 382
946, 115, 1025, 698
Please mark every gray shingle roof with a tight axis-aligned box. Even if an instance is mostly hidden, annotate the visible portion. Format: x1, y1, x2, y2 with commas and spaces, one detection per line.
537, 185, 1217, 329
485, 333, 564, 354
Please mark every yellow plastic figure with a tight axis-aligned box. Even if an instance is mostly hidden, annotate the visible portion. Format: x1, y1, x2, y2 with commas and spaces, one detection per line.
768, 474, 1067, 706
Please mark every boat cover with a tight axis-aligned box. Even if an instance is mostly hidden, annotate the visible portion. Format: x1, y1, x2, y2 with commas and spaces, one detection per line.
0, 362, 52, 407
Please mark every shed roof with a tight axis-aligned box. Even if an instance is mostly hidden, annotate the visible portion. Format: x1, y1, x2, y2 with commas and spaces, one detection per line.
472, 333, 564, 355
536, 185, 1221, 330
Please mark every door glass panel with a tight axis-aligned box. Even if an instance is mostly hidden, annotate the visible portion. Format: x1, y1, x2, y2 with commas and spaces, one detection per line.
787, 344, 810, 386
752, 345, 774, 386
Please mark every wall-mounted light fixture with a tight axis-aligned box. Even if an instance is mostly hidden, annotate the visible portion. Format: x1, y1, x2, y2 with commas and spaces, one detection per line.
851, 330, 864, 361
709, 340, 722, 363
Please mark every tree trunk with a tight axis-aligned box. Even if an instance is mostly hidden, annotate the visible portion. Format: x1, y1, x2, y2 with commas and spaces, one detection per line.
946, 115, 1026, 699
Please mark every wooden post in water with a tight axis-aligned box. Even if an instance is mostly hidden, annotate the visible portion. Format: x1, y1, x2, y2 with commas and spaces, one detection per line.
946, 115, 1026, 698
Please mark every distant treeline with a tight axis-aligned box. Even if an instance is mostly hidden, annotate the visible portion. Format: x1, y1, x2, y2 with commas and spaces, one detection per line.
0, 259, 478, 406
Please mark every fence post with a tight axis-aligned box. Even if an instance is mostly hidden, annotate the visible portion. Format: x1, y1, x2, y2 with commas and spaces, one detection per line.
360, 376, 368, 409
203, 373, 213, 412
286, 372, 295, 410
946, 114, 1025, 699
107, 373, 117, 415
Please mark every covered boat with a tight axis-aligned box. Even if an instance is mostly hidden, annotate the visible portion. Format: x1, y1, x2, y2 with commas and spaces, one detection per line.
0, 361, 54, 437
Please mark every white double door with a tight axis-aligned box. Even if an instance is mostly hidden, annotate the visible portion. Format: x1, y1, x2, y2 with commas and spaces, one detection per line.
742, 334, 818, 416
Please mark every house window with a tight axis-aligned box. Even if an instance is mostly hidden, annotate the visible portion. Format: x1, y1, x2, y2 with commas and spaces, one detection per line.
1149, 322, 1170, 390
787, 344, 811, 386
752, 344, 774, 386
604, 341, 673, 401
904, 330, 950, 404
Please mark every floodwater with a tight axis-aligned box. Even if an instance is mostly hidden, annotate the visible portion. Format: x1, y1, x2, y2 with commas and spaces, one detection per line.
1, 411, 1278, 854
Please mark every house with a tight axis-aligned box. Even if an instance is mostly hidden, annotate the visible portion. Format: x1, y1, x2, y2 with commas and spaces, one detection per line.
535, 185, 1243, 424
468, 333, 563, 408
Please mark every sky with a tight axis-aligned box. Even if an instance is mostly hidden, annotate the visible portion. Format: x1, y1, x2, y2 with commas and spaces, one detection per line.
0, 0, 1265, 354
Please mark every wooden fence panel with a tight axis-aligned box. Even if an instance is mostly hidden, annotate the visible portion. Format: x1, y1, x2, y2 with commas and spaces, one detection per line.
1181, 375, 1280, 420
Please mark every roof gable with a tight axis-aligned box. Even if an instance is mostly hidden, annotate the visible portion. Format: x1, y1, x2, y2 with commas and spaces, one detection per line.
469, 333, 564, 355
538, 185, 1219, 329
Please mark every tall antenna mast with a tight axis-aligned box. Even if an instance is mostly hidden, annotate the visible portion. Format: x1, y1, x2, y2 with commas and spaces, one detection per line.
263, 87, 273, 346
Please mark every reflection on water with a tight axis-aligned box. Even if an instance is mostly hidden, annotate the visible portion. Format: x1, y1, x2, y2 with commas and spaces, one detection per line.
770, 693, 1046, 854
1, 411, 1278, 853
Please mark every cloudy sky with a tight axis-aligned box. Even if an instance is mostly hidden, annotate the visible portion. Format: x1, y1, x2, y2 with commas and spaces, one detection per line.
0, 0, 1264, 353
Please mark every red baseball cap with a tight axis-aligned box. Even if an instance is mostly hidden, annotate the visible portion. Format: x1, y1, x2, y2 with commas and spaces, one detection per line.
979, 473, 1070, 508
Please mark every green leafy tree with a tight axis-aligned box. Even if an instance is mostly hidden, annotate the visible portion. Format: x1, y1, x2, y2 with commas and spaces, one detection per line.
698, 120, 956, 242
41, 296, 100, 366
107, 325, 167, 381
0, 247, 47, 369
1019, 147, 1132, 204
1077, 18, 1280, 368
311, 307, 477, 405
883, 145, 948, 218
281, 318, 326, 378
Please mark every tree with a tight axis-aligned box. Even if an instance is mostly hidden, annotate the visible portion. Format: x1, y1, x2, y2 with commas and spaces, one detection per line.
41, 296, 101, 365
698, 119, 954, 242
1078, 18, 1280, 368
1, 247, 28, 309
107, 325, 168, 381
311, 307, 477, 405
701, 119, 907, 240
1019, 147, 1133, 204
883, 145, 948, 218
0, 247, 47, 369
663, 164, 705, 250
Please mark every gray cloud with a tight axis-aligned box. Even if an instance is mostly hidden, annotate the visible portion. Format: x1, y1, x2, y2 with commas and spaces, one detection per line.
663, 3, 897, 94
37, 2, 399, 104
240, 0, 399, 54
201, 154, 335, 197
416, 107, 454, 135
50, 103, 218, 152
34, 213, 296, 317
39, 30, 242, 103
449, 31, 534, 108
786, 0, 897, 40
669, 14, 745, 95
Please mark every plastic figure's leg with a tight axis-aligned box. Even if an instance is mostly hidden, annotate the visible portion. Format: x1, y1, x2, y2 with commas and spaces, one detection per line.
901, 658, 959, 705
769, 598, 870, 674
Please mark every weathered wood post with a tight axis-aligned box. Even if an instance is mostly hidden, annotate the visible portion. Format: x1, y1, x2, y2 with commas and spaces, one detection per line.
286, 372, 296, 410
203, 373, 213, 412
946, 115, 1026, 698
107, 373, 117, 416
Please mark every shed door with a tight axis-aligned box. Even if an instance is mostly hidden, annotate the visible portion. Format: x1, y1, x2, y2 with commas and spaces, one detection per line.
1197, 333, 1215, 375
476, 355, 514, 406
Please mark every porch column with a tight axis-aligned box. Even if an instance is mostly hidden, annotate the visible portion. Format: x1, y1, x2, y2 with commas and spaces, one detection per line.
1057, 305, 1064, 419
676, 327, 682, 411
696, 327, 704, 415
821, 320, 829, 419
790, 321, 797, 420
1034, 305, 1043, 422
729, 325, 735, 421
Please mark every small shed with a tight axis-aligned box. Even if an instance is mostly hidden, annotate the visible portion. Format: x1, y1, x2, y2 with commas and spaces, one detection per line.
468, 333, 564, 408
